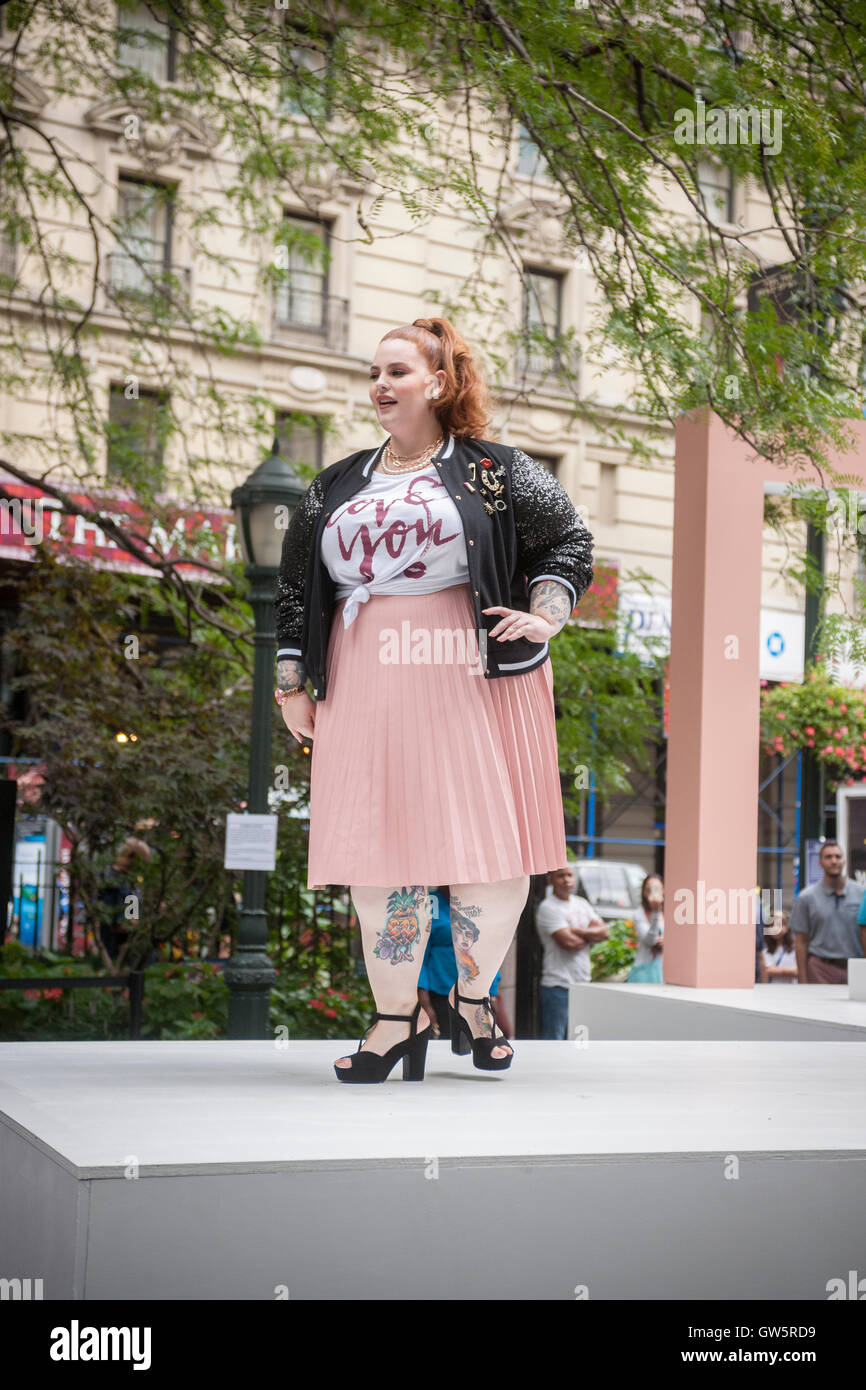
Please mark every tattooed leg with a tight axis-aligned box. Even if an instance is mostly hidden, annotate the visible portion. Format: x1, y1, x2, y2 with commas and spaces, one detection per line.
529, 579, 573, 635
448, 876, 530, 1059
335, 884, 434, 1066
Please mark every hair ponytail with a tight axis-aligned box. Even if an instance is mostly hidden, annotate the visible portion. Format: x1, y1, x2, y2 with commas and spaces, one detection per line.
380, 316, 495, 440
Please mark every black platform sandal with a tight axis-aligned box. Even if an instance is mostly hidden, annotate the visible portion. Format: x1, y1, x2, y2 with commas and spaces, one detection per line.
448, 988, 514, 1072
334, 1001, 432, 1084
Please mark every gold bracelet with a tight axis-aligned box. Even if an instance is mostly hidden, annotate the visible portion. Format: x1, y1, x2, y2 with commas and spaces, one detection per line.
274, 686, 306, 707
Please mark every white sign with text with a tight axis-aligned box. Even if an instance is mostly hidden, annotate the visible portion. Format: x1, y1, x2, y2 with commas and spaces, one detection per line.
224, 813, 278, 871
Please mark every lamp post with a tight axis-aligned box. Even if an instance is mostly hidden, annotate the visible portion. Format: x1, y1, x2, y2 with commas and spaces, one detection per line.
225, 438, 306, 1038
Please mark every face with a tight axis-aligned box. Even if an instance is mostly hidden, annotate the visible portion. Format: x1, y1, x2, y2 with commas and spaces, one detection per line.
644, 877, 663, 905
550, 867, 575, 896
368, 337, 444, 433
820, 844, 845, 876
453, 922, 476, 951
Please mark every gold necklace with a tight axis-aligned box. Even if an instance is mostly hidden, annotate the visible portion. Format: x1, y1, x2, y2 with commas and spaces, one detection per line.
379, 435, 443, 474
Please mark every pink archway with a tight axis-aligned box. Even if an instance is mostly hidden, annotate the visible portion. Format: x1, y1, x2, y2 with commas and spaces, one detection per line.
664, 407, 866, 986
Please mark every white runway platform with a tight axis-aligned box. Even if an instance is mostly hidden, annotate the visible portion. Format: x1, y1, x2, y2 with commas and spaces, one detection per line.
568, 982, 866, 1042
2, 1038, 865, 1300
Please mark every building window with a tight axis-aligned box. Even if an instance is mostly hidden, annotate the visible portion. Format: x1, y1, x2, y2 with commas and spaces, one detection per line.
696, 159, 734, 225
110, 178, 186, 301
520, 268, 564, 374
107, 383, 169, 488
274, 215, 330, 328
116, 3, 176, 82
278, 17, 333, 118
275, 412, 324, 472
598, 462, 617, 525
516, 123, 548, 179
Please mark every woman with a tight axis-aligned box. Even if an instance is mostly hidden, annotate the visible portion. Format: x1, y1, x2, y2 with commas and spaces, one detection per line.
761, 914, 797, 983
273, 317, 594, 1082
627, 874, 664, 984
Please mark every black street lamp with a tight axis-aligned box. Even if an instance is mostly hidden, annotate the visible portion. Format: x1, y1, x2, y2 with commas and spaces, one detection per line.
225, 438, 306, 1038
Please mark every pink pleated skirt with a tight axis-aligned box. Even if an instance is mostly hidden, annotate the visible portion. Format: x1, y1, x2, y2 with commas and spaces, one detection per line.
306, 582, 568, 888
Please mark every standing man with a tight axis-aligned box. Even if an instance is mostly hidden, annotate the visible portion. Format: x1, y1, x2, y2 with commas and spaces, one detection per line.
535, 864, 609, 1039
94, 836, 152, 965
790, 840, 866, 984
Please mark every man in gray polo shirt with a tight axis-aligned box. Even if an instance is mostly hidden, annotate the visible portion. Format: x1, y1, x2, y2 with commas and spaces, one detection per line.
789, 840, 866, 984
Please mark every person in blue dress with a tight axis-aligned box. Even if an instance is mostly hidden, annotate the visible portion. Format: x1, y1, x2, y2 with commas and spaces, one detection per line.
417, 886, 505, 1038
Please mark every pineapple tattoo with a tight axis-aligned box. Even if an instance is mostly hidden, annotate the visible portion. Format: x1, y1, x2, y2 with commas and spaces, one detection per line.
373, 885, 428, 965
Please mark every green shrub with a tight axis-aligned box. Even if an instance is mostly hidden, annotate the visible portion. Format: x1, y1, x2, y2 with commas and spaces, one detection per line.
590, 919, 638, 982
0, 943, 378, 1041
269, 970, 374, 1041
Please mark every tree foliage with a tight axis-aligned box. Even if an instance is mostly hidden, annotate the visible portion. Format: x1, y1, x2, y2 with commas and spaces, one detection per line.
4, 0, 866, 844
3, 2, 866, 526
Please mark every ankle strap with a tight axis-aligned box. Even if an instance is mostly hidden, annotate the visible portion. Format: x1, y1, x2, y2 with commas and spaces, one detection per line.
455, 991, 492, 1007
375, 1005, 419, 1023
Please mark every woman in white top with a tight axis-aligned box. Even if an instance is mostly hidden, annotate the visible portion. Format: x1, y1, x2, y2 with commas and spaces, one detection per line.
761, 917, 797, 982
275, 317, 593, 1082
627, 874, 664, 983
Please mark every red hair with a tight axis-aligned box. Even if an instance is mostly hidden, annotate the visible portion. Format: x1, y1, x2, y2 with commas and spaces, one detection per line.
380, 317, 495, 440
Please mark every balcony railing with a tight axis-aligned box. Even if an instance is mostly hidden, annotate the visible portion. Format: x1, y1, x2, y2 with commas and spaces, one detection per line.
272, 287, 349, 352
514, 337, 581, 386
106, 252, 191, 308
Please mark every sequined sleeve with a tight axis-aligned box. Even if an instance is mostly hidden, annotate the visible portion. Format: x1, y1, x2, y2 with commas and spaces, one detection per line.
510, 447, 594, 611
273, 471, 326, 658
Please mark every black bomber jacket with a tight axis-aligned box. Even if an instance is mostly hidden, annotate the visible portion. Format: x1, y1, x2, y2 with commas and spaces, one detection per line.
273, 432, 594, 701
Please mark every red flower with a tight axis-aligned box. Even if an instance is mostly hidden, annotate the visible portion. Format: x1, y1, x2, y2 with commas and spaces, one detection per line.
24, 989, 39, 1001
42, 988, 63, 1001
323, 1008, 338, 1018
192, 1011, 203, 1019
309, 999, 324, 1010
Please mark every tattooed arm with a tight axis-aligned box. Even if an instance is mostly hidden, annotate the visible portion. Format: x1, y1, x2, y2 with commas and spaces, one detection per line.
511, 447, 594, 628
529, 578, 573, 636
276, 656, 307, 693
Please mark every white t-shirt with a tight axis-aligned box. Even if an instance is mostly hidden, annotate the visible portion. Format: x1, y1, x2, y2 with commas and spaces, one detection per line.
320, 465, 469, 628
535, 893, 599, 987
763, 944, 797, 980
